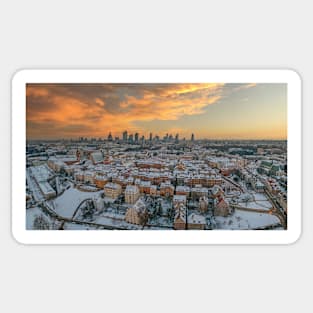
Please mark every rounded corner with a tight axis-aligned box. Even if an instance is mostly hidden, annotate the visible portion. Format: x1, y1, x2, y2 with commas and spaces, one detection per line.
286, 228, 302, 245
285, 68, 302, 85
11, 227, 28, 246
11, 69, 29, 86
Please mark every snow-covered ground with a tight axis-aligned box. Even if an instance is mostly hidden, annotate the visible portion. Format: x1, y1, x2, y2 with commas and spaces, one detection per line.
214, 209, 280, 230
63, 223, 98, 230
97, 212, 125, 220
253, 193, 269, 201
53, 187, 103, 218
93, 212, 172, 229
26, 206, 54, 230
238, 201, 272, 210
255, 200, 272, 209
94, 216, 135, 228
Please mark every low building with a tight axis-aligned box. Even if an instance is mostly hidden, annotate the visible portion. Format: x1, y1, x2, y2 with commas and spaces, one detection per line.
90, 151, 104, 165
173, 194, 187, 206
150, 185, 157, 196
104, 182, 122, 199
64, 165, 74, 176
253, 179, 265, 192
94, 175, 109, 188
125, 185, 140, 204
125, 198, 148, 225
93, 197, 104, 211
74, 171, 84, 182
214, 196, 232, 217
38, 182, 56, 199
187, 213, 206, 230
211, 185, 224, 198
174, 203, 186, 230
139, 180, 151, 194
47, 157, 65, 172
160, 181, 175, 197
175, 185, 190, 197
207, 175, 223, 187
84, 171, 94, 184
199, 196, 209, 213
191, 185, 208, 199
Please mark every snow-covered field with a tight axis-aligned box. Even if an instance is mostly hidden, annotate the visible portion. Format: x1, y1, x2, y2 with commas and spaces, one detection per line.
238, 200, 272, 210
214, 209, 280, 230
94, 216, 136, 228
53, 187, 103, 218
253, 193, 269, 201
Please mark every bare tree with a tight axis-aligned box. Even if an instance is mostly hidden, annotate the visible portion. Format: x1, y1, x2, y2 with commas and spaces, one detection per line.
33, 215, 50, 230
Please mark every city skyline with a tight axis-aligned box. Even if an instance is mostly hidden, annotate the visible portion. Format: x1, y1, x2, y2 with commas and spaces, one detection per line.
26, 83, 287, 140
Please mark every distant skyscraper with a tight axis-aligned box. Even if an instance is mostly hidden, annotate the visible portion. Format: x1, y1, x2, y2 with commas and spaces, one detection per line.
135, 132, 139, 142
128, 134, 134, 143
175, 133, 179, 143
191, 133, 195, 141
149, 133, 153, 141
123, 130, 128, 142
108, 132, 113, 141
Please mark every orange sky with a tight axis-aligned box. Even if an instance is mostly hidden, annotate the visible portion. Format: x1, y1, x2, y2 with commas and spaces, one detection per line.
26, 83, 287, 140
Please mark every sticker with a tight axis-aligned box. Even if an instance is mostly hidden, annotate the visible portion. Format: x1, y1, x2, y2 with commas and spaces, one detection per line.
12, 69, 301, 244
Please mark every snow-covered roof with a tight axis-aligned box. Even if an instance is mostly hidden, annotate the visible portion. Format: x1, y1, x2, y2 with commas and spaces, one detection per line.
212, 185, 222, 195
125, 185, 139, 193
174, 204, 186, 222
104, 182, 121, 190
175, 185, 190, 192
132, 199, 146, 213
91, 151, 104, 163
173, 195, 187, 203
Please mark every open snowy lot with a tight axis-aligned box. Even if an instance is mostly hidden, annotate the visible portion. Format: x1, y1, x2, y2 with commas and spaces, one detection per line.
214, 209, 280, 230
238, 200, 272, 210
253, 193, 269, 201
53, 187, 103, 218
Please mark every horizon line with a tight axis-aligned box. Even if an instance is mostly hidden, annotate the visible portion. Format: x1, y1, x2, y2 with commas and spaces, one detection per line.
26, 138, 288, 141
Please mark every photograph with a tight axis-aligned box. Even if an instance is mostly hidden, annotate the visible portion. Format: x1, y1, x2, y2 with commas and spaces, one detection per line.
25, 81, 288, 231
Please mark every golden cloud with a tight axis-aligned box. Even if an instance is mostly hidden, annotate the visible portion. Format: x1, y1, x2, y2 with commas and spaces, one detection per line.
26, 83, 225, 138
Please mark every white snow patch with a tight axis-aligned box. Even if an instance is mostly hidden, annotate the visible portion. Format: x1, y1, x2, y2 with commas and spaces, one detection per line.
238, 201, 272, 211
253, 193, 269, 201
215, 210, 280, 230
53, 187, 102, 218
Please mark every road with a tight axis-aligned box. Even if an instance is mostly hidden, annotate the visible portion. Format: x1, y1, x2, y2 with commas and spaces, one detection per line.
265, 189, 287, 229
222, 176, 244, 193
41, 201, 128, 230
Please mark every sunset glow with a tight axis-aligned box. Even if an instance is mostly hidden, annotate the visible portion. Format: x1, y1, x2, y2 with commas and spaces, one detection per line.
26, 83, 287, 140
